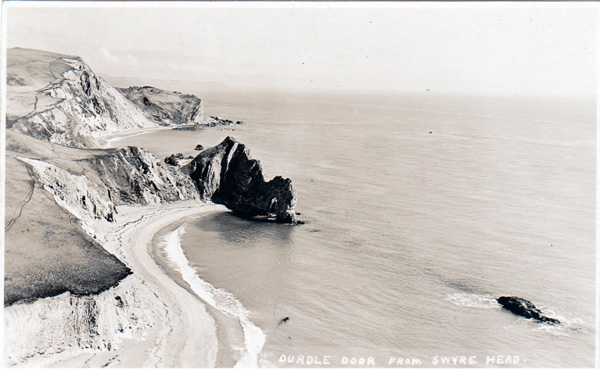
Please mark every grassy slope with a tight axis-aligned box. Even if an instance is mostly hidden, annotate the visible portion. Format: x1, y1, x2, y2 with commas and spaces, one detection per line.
4, 131, 131, 306
6, 48, 76, 125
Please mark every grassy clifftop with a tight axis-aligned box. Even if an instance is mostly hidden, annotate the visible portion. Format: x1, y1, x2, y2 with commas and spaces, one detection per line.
5, 132, 131, 306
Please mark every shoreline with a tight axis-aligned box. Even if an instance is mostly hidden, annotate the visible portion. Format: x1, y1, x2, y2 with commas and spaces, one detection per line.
6, 121, 273, 367
149, 214, 242, 368
94, 201, 230, 367
150, 217, 269, 368
5, 201, 230, 367
96, 125, 173, 148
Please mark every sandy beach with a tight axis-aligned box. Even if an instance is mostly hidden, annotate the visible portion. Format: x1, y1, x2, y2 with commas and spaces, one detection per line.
107, 202, 230, 367
6, 200, 230, 368
95, 201, 232, 367
150, 221, 243, 368
97, 125, 173, 148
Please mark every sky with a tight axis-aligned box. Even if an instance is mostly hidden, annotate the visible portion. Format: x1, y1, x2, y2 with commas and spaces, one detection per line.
5, 3, 598, 97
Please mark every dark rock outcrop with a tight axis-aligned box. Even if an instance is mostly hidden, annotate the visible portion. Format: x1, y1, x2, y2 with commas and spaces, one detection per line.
209, 116, 234, 126
165, 153, 185, 166
185, 137, 298, 223
172, 116, 239, 131
497, 296, 560, 324
194, 144, 204, 151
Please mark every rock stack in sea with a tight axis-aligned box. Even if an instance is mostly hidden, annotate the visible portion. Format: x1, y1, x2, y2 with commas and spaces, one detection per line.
186, 136, 298, 223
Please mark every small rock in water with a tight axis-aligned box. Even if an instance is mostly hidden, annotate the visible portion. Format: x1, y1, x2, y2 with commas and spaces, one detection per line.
194, 144, 204, 151
278, 317, 290, 325
497, 296, 560, 324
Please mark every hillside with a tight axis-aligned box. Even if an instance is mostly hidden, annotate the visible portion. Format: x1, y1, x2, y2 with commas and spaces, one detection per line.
4, 131, 132, 305
118, 85, 245, 128
7, 48, 155, 148
117, 86, 207, 125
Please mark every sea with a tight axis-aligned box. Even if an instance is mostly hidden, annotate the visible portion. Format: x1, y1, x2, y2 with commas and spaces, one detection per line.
111, 90, 597, 368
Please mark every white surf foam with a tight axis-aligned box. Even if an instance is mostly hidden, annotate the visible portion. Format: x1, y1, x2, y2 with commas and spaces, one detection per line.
529, 308, 585, 336
446, 293, 502, 309
163, 225, 266, 368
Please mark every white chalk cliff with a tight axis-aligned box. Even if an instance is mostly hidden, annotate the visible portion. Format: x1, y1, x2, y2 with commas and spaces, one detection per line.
7, 48, 155, 148
5, 276, 161, 367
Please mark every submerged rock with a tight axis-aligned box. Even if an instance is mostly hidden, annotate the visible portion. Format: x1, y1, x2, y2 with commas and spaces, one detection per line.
497, 296, 560, 324
185, 136, 298, 223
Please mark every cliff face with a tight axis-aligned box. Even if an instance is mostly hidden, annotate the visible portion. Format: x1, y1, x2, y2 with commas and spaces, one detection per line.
117, 86, 245, 129
5, 131, 134, 307
23, 138, 296, 230
8, 48, 155, 148
21, 146, 200, 235
186, 137, 297, 223
18, 157, 118, 233
7, 48, 241, 148
88, 146, 201, 205
117, 86, 207, 125
5, 276, 162, 366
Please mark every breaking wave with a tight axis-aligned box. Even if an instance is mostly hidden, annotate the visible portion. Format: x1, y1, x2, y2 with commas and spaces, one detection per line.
528, 308, 585, 336
162, 225, 266, 368
446, 293, 502, 309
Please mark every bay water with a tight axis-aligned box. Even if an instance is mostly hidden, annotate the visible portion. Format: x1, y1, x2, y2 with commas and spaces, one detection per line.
113, 90, 596, 367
